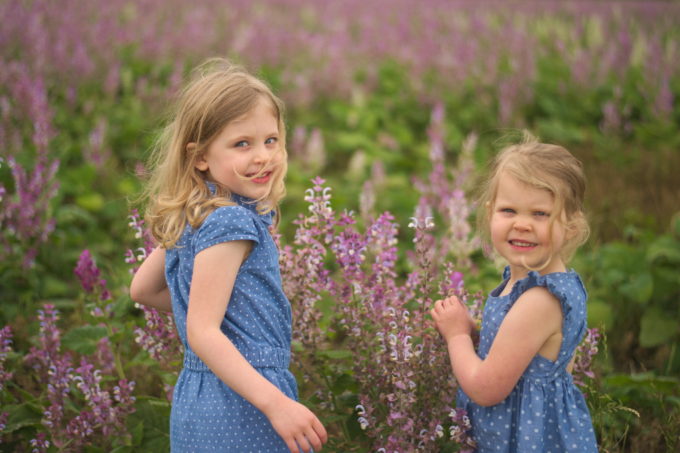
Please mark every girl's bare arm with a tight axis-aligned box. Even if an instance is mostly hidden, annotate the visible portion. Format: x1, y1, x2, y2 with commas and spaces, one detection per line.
187, 241, 327, 453
129, 247, 172, 312
433, 287, 563, 406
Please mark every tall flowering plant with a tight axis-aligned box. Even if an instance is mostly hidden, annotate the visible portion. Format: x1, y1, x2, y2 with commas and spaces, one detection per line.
281, 177, 479, 452
280, 106, 484, 451
572, 327, 602, 390
124, 209, 182, 399
0, 326, 13, 441
281, 104, 600, 451
0, 63, 59, 270
413, 104, 481, 270
0, 304, 136, 451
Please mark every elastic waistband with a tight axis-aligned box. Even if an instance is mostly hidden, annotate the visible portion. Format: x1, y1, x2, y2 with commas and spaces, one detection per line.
523, 369, 575, 386
183, 344, 291, 372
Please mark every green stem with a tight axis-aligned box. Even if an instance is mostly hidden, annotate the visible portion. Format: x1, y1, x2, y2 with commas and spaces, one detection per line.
103, 320, 126, 381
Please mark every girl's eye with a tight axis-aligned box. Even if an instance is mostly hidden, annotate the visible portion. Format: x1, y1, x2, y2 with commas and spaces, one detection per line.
500, 208, 515, 214
265, 137, 278, 145
534, 211, 549, 217
234, 140, 249, 148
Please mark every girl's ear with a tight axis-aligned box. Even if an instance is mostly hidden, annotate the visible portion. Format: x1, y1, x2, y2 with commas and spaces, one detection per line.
188, 143, 208, 171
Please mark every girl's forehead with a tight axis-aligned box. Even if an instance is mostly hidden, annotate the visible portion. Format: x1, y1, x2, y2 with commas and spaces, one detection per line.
495, 172, 555, 204
229, 97, 278, 124
226, 98, 279, 128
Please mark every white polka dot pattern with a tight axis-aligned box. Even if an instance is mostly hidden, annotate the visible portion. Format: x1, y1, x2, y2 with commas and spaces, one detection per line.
457, 268, 599, 452
165, 194, 297, 452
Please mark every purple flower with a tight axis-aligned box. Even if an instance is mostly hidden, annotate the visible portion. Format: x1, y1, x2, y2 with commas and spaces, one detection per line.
74, 250, 102, 293
22, 304, 136, 449
126, 209, 155, 255
0, 410, 8, 439
0, 62, 59, 269
133, 307, 182, 368
281, 177, 479, 450
125, 210, 182, 389
74, 249, 112, 312
29, 432, 50, 453
573, 328, 602, 388
0, 154, 59, 268
0, 326, 13, 393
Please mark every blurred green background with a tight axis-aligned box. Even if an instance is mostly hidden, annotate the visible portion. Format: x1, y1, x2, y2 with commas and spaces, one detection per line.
1, 0, 679, 451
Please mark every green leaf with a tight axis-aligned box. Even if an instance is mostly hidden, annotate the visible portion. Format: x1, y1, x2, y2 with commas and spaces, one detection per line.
83, 445, 106, 453
646, 235, 680, 264
587, 300, 613, 330
667, 396, 680, 408
110, 446, 134, 453
128, 397, 171, 450
620, 272, 653, 304
330, 373, 358, 394
117, 175, 139, 196
671, 213, 680, 237
130, 420, 145, 445
61, 324, 109, 354
3, 402, 44, 433
639, 310, 679, 348
76, 192, 105, 212
43, 276, 72, 298
604, 372, 680, 395
317, 349, 353, 360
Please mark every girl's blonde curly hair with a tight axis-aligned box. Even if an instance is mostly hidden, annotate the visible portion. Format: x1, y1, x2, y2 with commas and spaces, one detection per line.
140, 58, 288, 249
477, 132, 590, 265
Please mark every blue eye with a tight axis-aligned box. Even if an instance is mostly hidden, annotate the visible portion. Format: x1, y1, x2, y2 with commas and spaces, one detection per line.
534, 211, 549, 217
265, 137, 278, 145
235, 140, 249, 148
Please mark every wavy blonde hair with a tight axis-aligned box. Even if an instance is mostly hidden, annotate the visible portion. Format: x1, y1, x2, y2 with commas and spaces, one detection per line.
477, 132, 590, 265
141, 58, 288, 248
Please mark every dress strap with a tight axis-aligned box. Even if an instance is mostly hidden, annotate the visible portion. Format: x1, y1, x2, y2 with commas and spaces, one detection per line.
508, 270, 586, 320
183, 344, 291, 372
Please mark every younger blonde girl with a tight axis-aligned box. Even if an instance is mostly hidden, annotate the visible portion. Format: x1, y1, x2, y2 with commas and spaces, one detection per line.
432, 134, 598, 452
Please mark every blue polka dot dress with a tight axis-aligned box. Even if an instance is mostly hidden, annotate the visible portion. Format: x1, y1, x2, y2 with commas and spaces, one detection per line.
165, 194, 297, 452
457, 268, 598, 452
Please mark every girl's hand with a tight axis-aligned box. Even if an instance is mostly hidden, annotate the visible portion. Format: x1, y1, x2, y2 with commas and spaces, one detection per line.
263, 395, 328, 453
431, 296, 475, 341
189, 241, 326, 452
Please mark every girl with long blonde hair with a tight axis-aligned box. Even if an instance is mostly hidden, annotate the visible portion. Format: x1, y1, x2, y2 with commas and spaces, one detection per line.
130, 58, 327, 453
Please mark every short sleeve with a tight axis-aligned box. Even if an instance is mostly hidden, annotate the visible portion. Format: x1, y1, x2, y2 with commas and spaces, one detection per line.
509, 270, 587, 320
193, 205, 259, 254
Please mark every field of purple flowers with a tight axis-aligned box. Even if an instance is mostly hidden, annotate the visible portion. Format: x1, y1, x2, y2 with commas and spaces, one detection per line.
1, 0, 679, 451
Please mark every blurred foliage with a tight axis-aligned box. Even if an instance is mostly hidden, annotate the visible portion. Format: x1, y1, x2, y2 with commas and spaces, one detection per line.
2, 5, 680, 448
579, 215, 680, 375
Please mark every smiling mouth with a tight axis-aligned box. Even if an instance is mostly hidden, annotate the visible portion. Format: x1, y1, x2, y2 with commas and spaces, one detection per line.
248, 171, 272, 183
509, 240, 537, 248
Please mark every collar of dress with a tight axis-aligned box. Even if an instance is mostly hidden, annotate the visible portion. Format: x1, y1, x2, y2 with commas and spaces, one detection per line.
206, 182, 274, 227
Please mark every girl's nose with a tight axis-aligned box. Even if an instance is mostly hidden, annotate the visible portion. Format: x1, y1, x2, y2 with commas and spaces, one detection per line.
513, 218, 532, 231
252, 143, 269, 162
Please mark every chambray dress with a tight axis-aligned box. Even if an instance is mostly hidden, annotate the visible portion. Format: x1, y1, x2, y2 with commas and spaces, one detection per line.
165, 194, 297, 452
457, 268, 598, 452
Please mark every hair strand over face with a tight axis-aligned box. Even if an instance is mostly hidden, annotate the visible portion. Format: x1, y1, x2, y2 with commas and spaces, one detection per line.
139, 58, 288, 248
